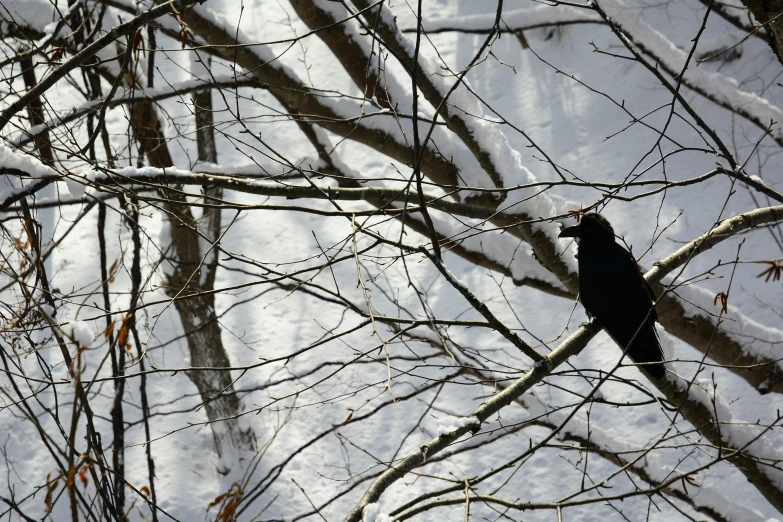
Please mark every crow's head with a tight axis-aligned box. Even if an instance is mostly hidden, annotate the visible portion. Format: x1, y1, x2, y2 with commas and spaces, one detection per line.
559, 213, 616, 244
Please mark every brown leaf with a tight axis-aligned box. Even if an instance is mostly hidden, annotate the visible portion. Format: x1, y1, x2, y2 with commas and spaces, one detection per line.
207, 482, 244, 522
46, 46, 66, 64
132, 27, 146, 59
567, 203, 585, 222
108, 257, 120, 284
681, 472, 700, 495
207, 492, 229, 512
66, 464, 77, 489
755, 260, 782, 283
118, 314, 132, 352
105, 320, 116, 340
78, 464, 90, 488
713, 292, 728, 314
44, 472, 61, 514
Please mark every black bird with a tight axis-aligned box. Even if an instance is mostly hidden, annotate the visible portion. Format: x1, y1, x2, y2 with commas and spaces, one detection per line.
559, 213, 665, 379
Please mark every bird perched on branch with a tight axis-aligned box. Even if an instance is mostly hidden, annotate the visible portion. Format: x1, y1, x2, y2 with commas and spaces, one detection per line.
559, 213, 665, 379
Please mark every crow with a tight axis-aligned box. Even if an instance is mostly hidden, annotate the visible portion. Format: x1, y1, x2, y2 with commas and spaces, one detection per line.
559, 213, 665, 379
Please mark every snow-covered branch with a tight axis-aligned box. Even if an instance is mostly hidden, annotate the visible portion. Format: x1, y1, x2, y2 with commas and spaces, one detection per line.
345, 204, 783, 521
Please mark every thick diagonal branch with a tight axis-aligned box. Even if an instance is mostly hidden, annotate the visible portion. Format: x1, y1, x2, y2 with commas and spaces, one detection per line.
344, 204, 783, 522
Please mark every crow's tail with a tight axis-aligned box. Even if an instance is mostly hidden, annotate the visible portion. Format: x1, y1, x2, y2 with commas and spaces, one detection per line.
628, 323, 665, 379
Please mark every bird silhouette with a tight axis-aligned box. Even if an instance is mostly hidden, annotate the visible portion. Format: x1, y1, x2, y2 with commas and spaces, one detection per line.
559, 213, 665, 379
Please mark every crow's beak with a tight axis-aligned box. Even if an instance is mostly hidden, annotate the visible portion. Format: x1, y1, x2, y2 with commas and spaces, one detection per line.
559, 224, 581, 238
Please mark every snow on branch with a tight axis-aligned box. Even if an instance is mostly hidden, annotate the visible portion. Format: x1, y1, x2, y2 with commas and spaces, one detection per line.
599, 0, 783, 147
647, 207, 783, 284
646, 207, 783, 374
352, 0, 564, 223
0, 142, 58, 180
435, 415, 480, 436
406, 4, 602, 33
0, 161, 569, 289
344, 204, 783, 522
0, 0, 57, 35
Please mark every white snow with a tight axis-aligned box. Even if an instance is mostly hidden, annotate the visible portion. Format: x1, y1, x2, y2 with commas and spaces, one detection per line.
65, 168, 96, 198
653, 321, 674, 356
2, 1, 783, 521
672, 283, 783, 374
435, 415, 480, 436
69, 320, 94, 348
418, 4, 601, 32
0, 143, 58, 179
600, 0, 783, 140
358, 0, 567, 247
688, 378, 783, 488
361, 503, 392, 522
40, 303, 55, 319
362, 503, 380, 522
0, 0, 56, 33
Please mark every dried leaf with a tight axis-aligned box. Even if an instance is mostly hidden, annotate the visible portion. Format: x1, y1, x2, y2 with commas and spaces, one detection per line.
78, 464, 90, 488
207, 482, 243, 522
755, 260, 782, 283
66, 464, 77, 489
567, 203, 585, 222
681, 472, 700, 495
713, 292, 728, 314
132, 27, 146, 59
207, 492, 229, 512
108, 257, 120, 284
46, 46, 66, 64
105, 320, 116, 340
118, 314, 132, 352
44, 472, 61, 514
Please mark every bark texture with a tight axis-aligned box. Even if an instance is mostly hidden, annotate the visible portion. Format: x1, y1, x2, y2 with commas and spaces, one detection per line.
742, 0, 783, 66
129, 78, 255, 459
